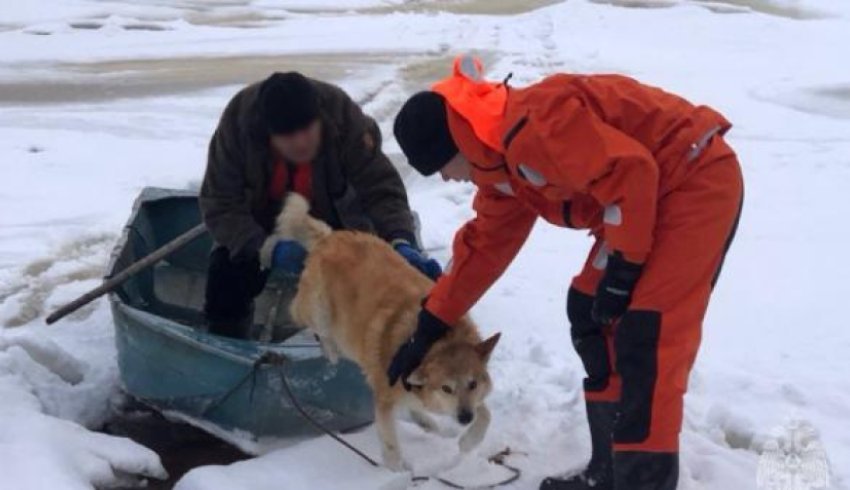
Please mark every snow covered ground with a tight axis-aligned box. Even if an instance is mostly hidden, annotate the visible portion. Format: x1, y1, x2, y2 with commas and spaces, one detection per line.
1, 0, 849, 488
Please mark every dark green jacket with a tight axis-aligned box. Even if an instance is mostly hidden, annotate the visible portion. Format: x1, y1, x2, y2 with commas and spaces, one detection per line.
200, 77, 416, 259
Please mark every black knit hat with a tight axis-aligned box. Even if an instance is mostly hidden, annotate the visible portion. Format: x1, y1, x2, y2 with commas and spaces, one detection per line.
258, 72, 320, 134
393, 91, 458, 176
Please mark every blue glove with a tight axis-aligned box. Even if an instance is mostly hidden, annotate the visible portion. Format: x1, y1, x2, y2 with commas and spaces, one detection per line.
271, 240, 308, 275
393, 241, 442, 280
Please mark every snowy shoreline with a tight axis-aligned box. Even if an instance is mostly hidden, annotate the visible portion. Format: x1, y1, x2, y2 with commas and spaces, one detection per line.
2, 0, 849, 488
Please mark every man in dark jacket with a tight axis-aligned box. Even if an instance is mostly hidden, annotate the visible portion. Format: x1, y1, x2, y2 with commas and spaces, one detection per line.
200, 72, 440, 338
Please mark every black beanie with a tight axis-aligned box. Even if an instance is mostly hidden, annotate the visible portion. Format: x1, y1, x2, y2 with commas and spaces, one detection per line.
258, 72, 320, 134
393, 91, 458, 176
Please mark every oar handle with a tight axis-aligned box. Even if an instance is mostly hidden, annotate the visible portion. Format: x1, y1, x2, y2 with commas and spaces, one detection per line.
45, 223, 207, 325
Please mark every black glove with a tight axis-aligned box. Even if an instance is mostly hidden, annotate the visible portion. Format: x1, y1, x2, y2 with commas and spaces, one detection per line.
592, 252, 643, 325
387, 307, 450, 389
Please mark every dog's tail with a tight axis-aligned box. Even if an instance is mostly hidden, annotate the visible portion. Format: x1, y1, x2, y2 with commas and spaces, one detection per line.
260, 193, 332, 268
275, 193, 332, 250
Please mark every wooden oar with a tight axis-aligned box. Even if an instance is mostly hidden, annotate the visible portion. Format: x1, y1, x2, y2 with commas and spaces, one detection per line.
45, 223, 207, 325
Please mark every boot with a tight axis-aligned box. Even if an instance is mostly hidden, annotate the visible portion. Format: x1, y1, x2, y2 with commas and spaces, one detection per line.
539, 401, 617, 490
614, 452, 678, 490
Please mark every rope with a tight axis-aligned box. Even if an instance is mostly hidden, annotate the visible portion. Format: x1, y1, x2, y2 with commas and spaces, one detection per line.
272, 353, 381, 467
222, 351, 523, 489
200, 362, 260, 417
410, 446, 521, 489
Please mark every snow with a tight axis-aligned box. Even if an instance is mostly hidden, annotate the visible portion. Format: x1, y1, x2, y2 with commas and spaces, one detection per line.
175, 434, 408, 490
1, 0, 849, 489
0, 315, 167, 488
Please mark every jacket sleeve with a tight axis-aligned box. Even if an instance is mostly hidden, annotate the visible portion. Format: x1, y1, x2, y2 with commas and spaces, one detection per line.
514, 97, 659, 264
335, 88, 417, 245
199, 92, 268, 260
425, 185, 537, 325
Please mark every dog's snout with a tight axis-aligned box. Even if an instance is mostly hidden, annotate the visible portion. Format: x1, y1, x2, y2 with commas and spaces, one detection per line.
457, 409, 474, 425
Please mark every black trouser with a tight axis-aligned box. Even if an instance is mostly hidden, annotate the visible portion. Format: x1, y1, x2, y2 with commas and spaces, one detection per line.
204, 247, 269, 338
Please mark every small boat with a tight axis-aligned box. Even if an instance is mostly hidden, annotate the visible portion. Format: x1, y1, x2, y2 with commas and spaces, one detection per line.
107, 187, 373, 438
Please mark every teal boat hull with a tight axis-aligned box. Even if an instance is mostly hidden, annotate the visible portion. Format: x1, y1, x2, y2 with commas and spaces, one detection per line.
108, 187, 374, 438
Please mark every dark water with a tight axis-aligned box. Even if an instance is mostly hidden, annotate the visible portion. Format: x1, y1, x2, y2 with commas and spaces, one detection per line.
103, 400, 251, 489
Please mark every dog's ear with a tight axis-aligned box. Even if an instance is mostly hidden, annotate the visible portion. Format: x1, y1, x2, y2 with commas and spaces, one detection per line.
405, 369, 426, 388
475, 332, 501, 362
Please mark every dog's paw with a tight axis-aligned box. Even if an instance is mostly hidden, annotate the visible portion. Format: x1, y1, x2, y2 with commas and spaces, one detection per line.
317, 336, 340, 364
410, 410, 439, 434
381, 449, 408, 472
458, 429, 485, 453
458, 405, 491, 453
322, 346, 340, 365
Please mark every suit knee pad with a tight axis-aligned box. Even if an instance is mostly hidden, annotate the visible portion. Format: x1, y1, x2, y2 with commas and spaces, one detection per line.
568, 287, 611, 392
614, 310, 662, 444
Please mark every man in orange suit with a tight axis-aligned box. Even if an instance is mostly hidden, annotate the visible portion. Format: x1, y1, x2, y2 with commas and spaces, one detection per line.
389, 56, 744, 490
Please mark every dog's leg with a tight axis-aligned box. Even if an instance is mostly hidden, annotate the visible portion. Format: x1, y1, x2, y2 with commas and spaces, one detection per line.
317, 334, 341, 364
375, 400, 406, 471
458, 404, 491, 453
409, 409, 439, 434
308, 294, 341, 364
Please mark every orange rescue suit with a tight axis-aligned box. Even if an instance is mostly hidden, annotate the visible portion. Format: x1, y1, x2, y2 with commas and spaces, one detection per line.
425, 58, 744, 452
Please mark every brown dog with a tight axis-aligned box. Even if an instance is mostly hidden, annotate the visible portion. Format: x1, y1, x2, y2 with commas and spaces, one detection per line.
273, 194, 500, 470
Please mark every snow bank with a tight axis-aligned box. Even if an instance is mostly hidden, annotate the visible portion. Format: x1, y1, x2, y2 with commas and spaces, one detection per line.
0, 331, 166, 489
176, 434, 408, 490
176, 412, 525, 490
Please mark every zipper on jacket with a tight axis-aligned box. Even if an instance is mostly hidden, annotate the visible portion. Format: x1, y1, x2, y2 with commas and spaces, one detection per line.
502, 115, 529, 150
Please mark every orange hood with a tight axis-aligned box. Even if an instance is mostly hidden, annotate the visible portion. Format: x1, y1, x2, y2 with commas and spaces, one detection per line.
432, 55, 511, 185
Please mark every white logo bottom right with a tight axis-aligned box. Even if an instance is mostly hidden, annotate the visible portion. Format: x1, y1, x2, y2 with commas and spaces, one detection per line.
757, 419, 831, 490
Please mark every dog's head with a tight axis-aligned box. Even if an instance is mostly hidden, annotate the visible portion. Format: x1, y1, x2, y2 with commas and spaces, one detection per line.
406, 332, 500, 425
